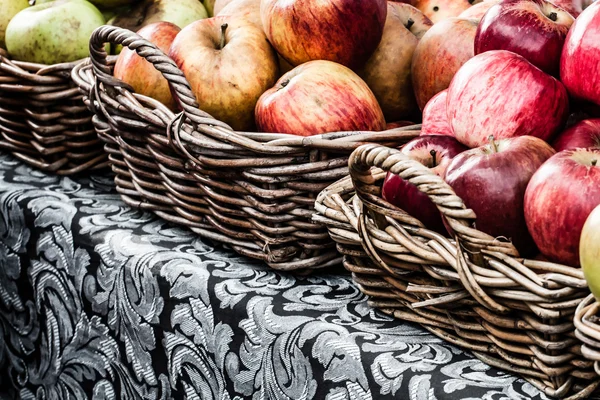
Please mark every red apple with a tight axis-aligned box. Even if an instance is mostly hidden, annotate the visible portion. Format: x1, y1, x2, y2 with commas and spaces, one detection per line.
525, 148, 600, 266
261, 0, 387, 70
411, 17, 478, 110
549, 0, 583, 16
216, 0, 261, 27
560, 1, 600, 108
113, 22, 181, 110
169, 16, 279, 131
552, 119, 600, 151
255, 60, 386, 136
359, 2, 432, 122
445, 136, 555, 256
412, 0, 476, 23
458, 0, 500, 19
420, 89, 453, 136
382, 135, 468, 233
447, 50, 569, 148
474, 0, 574, 76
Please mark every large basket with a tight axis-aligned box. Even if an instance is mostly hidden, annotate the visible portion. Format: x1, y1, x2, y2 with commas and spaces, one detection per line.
70, 25, 420, 271
313, 143, 599, 399
0, 49, 108, 174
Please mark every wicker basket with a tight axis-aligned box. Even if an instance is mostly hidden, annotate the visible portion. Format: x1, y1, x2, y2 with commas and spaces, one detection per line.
0, 48, 108, 174
313, 143, 599, 399
70, 25, 420, 271
575, 294, 600, 377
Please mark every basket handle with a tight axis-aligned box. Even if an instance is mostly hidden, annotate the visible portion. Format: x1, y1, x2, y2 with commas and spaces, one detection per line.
348, 143, 520, 256
348, 144, 524, 313
88, 25, 309, 159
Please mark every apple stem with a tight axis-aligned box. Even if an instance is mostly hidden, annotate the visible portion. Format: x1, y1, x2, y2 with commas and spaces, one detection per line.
488, 135, 498, 153
219, 23, 228, 50
406, 18, 414, 29
281, 79, 290, 88
430, 149, 437, 168
548, 12, 558, 21
593, 159, 598, 166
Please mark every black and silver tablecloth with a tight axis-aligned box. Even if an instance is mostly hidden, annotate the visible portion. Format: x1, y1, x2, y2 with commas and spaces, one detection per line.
0, 152, 551, 399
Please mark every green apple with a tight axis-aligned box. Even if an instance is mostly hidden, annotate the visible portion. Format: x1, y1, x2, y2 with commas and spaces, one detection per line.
581, 205, 600, 300
0, 0, 30, 49
6, 0, 106, 64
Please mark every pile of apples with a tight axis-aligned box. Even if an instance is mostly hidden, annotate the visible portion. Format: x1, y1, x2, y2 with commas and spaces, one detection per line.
0, 0, 210, 65
381, 0, 600, 281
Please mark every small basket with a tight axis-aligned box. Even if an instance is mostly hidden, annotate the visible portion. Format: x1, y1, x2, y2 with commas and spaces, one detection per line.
70, 25, 419, 271
313, 143, 599, 399
575, 294, 600, 377
0, 48, 107, 174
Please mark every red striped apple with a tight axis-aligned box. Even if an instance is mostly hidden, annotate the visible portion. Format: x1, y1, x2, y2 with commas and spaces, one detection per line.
420, 89, 453, 136
411, 17, 478, 110
382, 135, 467, 233
446, 136, 555, 256
260, 0, 387, 70
255, 60, 385, 136
550, 0, 583, 16
525, 148, 600, 266
474, 0, 574, 76
560, 1, 600, 107
359, 2, 432, 122
114, 22, 181, 110
169, 16, 279, 131
552, 119, 600, 151
447, 50, 569, 148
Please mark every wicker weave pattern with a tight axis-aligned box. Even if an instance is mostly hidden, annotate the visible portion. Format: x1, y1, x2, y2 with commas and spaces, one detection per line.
0, 49, 107, 174
70, 25, 420, 270
575, 294, 600, 377
313, 143, 599, 399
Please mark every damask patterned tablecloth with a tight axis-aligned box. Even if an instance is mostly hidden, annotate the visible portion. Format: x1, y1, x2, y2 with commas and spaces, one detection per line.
0, 152, 553, 400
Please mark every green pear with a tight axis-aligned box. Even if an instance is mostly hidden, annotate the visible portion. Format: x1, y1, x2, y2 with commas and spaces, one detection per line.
0, 0, 30, 49
5, 0, 106, 64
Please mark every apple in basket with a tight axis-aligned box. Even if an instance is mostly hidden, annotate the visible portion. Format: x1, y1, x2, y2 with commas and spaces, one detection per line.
551, 0, 583, 16
108, 0, 209, 32
255, 60, 386, 136
525, 148, 600, 266
5, 0, 106, 64
261, 0, 387, 70
215, 0, 261, 27
447, 50, 569, 148
382, 135, 468, 234
420, 89, 453, 137
474, 0, 574, 76
169, 16, 279, 131
581, 205, 600, 299
113, 22, 180, 111
411, 17, 478, 110
0, 0, 28, 49
561, 0, 600, 107
458, 0, 500, 19
359, 2, 432, 122
552, 119, 600, 152
410, 0, 477, 23
445, 136, 555, 256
